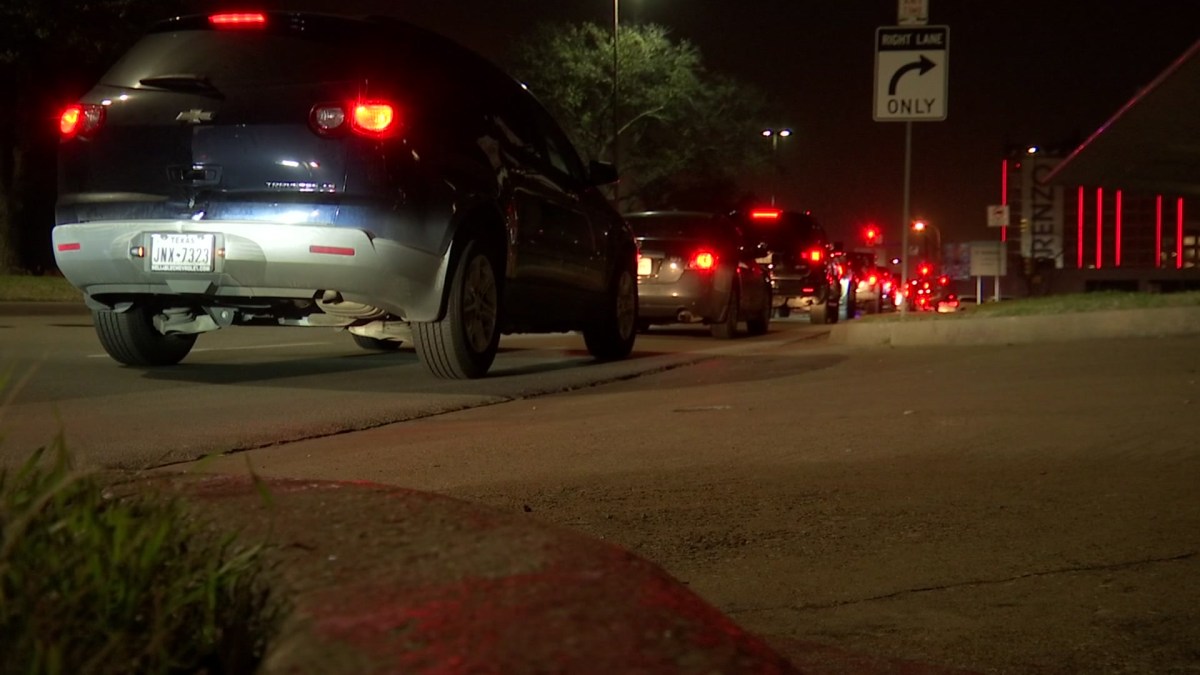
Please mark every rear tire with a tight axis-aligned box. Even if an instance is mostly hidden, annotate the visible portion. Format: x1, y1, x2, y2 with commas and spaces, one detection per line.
93, 307, 196, 366
746, 288, 771, 336
352, 335, 402, 351
809, 299, 828, 325
584, 264, 637, 361
412, 240, 501, 379
710, 286, 739, 339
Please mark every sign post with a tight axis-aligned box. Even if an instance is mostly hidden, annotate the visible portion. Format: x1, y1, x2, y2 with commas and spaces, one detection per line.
874, 23, 949, 311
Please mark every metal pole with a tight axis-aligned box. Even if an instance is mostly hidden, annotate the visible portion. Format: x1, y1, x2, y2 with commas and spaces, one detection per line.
770, 133, 778, 205
900, 121, 912, 314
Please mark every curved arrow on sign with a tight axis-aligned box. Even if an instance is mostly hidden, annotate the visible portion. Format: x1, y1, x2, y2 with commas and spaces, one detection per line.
888, 55, 936, 96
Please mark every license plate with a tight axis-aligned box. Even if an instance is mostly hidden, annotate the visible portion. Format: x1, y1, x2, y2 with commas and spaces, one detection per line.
150, 233, 215, 272
637, 256, 653, 276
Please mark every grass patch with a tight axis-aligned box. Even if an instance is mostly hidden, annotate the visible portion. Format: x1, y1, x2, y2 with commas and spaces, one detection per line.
958, 290, 1200, 317
856, 291, 1200, 322
0, 274, 82, 302
0, 439, 281, 674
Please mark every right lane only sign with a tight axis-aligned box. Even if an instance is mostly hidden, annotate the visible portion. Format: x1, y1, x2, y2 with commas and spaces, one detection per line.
874, 25, 949, 121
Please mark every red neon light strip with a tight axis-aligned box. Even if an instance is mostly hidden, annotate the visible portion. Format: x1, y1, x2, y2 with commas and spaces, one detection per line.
1155, 195, 1163, 268
1178, 197, 1186, 270
1115, 190, 1122, 267
1000, 159, 1008, 243
1077, 187, 1085, 268
1095, 188, 1103, 269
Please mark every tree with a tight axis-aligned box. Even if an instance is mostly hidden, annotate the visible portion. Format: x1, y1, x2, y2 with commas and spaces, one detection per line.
0, 0, 181, 273
510, 22, 774, 212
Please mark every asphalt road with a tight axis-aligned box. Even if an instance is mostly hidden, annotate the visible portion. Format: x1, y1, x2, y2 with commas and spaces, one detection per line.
4, 304, 1198, 673
0, 305, 822, 469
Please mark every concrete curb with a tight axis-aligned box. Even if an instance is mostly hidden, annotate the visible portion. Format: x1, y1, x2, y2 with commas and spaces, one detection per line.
828, 305, 1200, 347
175, 475, 801, 675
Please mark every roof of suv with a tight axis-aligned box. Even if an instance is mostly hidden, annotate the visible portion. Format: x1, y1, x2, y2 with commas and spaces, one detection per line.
101, 11, 506, 92
736, 208, 827, 248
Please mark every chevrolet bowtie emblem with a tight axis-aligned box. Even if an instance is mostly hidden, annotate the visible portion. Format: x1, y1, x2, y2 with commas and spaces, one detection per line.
175, 109, 215, 124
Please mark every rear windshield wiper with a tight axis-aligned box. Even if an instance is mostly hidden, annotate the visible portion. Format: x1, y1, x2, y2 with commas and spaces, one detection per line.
138, 74, 223, 98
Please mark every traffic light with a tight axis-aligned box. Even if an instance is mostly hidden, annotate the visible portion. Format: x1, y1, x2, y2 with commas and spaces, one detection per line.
863, 225, 882, 246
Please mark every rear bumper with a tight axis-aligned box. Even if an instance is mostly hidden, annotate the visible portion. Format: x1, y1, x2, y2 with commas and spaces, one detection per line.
52, 220, 449, 322
636, 274, 723, 323
770, 276, 829, 310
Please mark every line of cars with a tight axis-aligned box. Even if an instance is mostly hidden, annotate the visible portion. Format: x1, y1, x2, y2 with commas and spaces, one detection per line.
50, 9, 905, 381
627, 207, 901, 339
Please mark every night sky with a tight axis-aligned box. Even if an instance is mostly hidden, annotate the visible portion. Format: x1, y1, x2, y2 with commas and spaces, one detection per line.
200, 0, 1199, 245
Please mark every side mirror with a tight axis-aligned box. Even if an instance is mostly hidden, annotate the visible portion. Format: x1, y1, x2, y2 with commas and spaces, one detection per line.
588, 160, 618, 186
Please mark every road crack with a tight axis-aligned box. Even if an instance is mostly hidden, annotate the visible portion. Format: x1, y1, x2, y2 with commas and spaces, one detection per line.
733, 551, 1198, 615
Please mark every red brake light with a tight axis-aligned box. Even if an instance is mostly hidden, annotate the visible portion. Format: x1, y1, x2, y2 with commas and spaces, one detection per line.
209, 13, 267, 28
59, 103, 105, 140
868, 274, 878, 285
805, 247, 824, 263
749, 208, 782, 221
690, 250, 717, 270
351, 101, 396, 136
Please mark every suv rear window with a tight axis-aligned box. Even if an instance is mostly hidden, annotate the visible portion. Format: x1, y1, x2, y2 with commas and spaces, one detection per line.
102, 30, 367, 88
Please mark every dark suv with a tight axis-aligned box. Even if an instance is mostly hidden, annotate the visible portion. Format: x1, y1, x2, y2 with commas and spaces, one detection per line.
53, 11, 637, 379
736, 207, 842, 324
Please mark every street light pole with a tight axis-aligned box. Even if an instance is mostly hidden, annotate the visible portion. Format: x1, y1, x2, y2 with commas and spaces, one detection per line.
761, 128, 791, 205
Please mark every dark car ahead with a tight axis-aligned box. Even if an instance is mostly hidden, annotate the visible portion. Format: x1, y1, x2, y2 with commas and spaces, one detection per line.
52, 11, 637, 379
626, 211, 771, 338
736, 207, 842, 324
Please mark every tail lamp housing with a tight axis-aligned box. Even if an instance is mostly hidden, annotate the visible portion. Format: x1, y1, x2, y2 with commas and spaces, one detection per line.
59, 103, 106, 140
310, 100, 399, 138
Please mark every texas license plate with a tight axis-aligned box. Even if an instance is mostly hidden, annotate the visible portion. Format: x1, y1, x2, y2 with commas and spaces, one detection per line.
150, 233, 215, 272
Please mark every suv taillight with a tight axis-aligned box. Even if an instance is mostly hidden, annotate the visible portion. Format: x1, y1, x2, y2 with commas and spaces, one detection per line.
310, 100, 399, 138
804, 247, 824, 263
59, 103, 105, 140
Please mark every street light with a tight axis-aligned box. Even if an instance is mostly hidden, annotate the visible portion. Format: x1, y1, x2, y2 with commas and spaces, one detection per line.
912, 219, 942, 264
761, 128, 792, 205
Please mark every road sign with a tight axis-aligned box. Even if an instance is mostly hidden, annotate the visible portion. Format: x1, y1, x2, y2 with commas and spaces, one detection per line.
969, 241, 1007, 277
986, 204, 1010, 228
874, 25, 949, 121
897, 0, 928, 25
